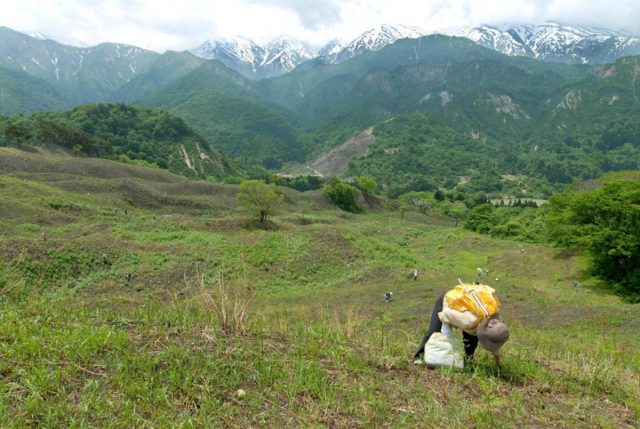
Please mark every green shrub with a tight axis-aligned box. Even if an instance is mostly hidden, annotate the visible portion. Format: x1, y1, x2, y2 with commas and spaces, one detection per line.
325, 179, 361, 213
465, 204, 495, 234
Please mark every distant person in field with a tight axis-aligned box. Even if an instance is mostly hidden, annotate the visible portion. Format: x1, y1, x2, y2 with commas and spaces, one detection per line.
413, 282, 509, 365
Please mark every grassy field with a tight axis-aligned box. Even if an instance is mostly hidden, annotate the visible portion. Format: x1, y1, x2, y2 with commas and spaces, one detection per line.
0, 148, 638, 428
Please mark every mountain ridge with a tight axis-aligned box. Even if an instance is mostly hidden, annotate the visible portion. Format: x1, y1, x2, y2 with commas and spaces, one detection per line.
458, 22, 640, 64
189, 22, 640, 79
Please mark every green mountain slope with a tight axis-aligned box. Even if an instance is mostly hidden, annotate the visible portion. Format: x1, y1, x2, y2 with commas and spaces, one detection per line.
518, 56, 640, 183
258, 35, 590, 119
67, 43, 158, 101
254, 35, 595, 156
0, 66, 76, 114
114, 51, 206, 103
0, 103, 260, 179
279, 44, 639, 195
0, 26, 158, 105
344, 113, 530, 196
141, 61, 306, 168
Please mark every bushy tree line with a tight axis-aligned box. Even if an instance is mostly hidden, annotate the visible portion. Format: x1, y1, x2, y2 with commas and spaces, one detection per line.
451, 172, 639, 301
544, 174, 640, 301
271, 174, 325, 192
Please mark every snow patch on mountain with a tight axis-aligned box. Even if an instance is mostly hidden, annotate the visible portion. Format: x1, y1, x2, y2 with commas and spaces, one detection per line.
28, 32, 49, 41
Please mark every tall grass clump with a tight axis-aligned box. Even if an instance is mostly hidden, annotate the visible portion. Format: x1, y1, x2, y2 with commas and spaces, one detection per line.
184, 266, 252, 335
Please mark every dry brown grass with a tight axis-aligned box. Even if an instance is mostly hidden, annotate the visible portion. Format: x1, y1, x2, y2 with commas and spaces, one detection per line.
184, 266, 253, 335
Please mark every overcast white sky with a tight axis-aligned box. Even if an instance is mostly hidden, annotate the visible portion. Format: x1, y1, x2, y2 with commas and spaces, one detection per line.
1, 0, 639, 52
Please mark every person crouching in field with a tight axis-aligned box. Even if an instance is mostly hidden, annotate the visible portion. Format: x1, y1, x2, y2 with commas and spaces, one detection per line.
413, 282, 509, 365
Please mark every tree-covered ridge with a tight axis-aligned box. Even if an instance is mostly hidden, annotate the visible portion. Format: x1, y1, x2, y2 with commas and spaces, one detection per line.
345, 113, 545, 197
141, 61, 307, 169
323, 56, 640, 197
451, 170, 640, 301
0, 104, 261, 180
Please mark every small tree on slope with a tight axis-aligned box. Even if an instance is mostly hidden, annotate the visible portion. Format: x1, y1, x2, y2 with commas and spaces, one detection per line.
236, 180, 284, 223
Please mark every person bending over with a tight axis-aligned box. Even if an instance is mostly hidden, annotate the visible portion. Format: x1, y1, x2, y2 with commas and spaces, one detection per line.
414, 282, 509, 365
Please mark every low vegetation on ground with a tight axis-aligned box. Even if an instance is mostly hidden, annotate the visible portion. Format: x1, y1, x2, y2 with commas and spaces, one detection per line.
0, 150, 638, 427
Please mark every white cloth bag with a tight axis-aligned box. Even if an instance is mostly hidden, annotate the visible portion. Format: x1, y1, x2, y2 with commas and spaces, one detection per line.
424, 332, 464, 369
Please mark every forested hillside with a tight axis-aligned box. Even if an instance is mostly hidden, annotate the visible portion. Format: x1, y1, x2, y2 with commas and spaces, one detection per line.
299, 54, 640, 196
140, 61, 307, 168
0, 104, 262, 180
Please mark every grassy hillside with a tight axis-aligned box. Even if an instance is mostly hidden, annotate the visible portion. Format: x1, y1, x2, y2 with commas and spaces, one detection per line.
0, 150, 637, 427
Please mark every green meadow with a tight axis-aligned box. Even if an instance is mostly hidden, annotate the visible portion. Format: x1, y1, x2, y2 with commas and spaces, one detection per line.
0, 149, 638, 428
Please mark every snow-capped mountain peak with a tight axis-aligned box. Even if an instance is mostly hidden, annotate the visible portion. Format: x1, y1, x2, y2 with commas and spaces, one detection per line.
458, 24, 531, 57
457, 22, 640, 64
192, 36, 312, 79
321, 24, 428, 63
28, 32, 49, 41
191, 22, 640, 79
193, 36, 262, 65
317, 39, 345, 58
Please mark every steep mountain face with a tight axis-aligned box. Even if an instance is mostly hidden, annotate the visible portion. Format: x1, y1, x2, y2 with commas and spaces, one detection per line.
192, 37, 312, 79
0, 26, 158, 102
320, 24, 428, 64
539, 56, 640, 141
458, 22, 640, 64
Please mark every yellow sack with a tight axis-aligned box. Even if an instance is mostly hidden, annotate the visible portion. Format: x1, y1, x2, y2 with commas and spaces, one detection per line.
445, 284, 501, 319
